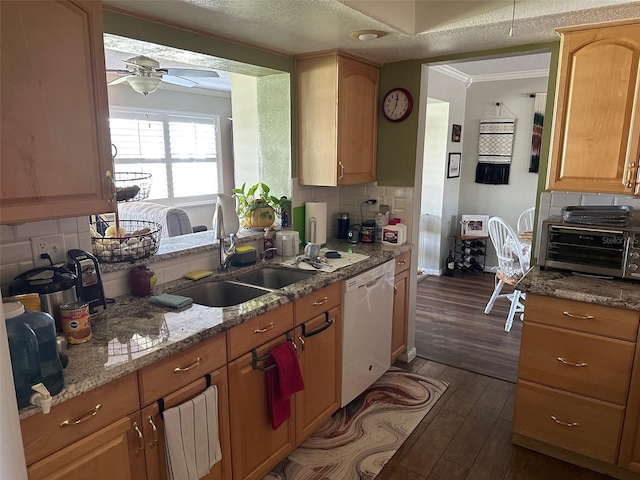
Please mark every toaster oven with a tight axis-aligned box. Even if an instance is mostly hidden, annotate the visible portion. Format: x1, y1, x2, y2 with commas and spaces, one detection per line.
539, 216, 640, 279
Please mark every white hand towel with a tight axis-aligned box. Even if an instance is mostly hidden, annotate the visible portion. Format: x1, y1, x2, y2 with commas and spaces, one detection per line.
164, 385, 222, 480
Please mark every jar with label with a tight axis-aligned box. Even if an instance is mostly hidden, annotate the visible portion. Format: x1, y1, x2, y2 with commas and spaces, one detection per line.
263, 228, 275, 259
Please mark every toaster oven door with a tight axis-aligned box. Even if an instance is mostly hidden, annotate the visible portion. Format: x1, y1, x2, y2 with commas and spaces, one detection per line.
544, 226, 628, 276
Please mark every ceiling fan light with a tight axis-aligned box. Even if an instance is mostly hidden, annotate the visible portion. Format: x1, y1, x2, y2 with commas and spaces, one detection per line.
128, 76, 161, 96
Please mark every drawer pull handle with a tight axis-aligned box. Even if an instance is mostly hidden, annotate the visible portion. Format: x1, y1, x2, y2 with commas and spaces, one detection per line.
394, 285, 398, 295
312, 296, 328, 306
550, 415, 579, 428
148, 415, 158, 448
254, 322, 275, 334
557, 357, 588, 368
59, 404, 102, 427
298, 335, 305, 353
563, 311, 594, 320
133, 421, 144, 456
397, 259, 407, 266
174, 357, 201, 372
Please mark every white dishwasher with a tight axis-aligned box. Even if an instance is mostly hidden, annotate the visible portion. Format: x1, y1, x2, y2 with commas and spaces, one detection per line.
341, 260, 395, 407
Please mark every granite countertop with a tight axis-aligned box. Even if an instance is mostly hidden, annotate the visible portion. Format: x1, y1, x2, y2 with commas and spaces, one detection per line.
20, 239, 411, 418
519, 266, 640, 311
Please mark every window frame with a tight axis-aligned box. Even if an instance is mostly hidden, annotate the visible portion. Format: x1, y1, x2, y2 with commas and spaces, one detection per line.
109, 106, 223, 207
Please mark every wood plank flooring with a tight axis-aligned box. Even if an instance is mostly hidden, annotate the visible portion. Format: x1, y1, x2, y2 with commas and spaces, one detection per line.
378, 358, 615, 480
414, 273, 522, 382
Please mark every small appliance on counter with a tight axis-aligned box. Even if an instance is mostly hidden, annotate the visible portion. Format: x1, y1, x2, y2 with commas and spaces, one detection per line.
305, 201, 327, 245
337, 213, 350, 239
9, 266, 77, 330
67, 249, 106, 313
3, 301, 64, 410
347, 225, 360, 244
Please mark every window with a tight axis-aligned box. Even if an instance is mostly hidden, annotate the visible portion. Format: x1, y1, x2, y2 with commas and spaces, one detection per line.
109, 108, 222, 205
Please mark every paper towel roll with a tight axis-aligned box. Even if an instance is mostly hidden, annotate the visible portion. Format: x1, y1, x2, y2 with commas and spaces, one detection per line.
305, 202, 327, 245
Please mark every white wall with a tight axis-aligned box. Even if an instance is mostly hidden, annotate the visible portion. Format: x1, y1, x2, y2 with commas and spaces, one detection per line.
458, 76, 548, 268
420, 68, 467, 273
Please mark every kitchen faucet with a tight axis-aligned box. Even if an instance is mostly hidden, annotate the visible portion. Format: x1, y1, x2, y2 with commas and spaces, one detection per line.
260, 248, 278, 261
214, 202, 236, 271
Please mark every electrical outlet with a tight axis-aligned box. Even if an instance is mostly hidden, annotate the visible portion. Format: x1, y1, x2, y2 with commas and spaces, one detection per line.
31, 234, 66, 267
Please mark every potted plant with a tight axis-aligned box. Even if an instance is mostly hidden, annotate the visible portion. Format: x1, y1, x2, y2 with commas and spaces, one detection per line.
233, 182, 283, 228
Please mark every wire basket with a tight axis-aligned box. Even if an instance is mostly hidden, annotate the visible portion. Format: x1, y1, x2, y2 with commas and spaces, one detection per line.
90, 220, 161, 263
114, 172, 152, 202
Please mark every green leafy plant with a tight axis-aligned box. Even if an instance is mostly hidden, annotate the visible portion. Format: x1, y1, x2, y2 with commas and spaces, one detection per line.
232, 182, 283, 225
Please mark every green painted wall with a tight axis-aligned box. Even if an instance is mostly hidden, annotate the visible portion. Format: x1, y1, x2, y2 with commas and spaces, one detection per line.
377, 42, 560, 188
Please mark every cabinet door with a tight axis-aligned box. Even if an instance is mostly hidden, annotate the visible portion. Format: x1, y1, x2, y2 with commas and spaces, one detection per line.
391, 269, 410, 362
26, 413, 146, 480
295, 306, 342, 443
548, 22, 640, 194
337, 55, 379, 185
0, 1, 114, 224
618, 331, 640, 473
141, 367, 232, 480
228, 336, 296, 480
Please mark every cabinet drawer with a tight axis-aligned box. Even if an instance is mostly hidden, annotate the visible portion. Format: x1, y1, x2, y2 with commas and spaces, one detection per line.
525, 293, 639, 341
514, 380, 624, 464
393, 251, 411, 275
294, 282, 341, 326
227, 303, 294, 360
138, 333, 226, 406
519, 322, 635, 405
21, 373, 139, 465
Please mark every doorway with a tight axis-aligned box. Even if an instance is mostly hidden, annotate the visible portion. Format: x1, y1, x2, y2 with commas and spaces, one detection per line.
415, 52, 552, 380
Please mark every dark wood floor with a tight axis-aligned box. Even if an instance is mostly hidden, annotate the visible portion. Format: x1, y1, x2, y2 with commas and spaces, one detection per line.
414, 273, 522, 383
378, 357, 615, 480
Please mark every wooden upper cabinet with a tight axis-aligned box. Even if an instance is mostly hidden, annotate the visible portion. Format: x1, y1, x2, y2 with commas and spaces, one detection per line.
547, 19, 640, 195
297, 51, 379, 186
0, 0, 114, 224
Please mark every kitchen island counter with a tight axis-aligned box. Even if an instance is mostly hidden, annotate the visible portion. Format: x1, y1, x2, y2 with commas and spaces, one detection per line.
519, 266, 640, 311
19, 240, 411, 418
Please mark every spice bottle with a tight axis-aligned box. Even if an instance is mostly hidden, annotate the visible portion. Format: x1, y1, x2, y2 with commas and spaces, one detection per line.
263, 228, 275, 259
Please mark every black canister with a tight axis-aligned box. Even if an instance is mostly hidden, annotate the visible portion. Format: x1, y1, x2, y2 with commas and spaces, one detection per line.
337, 213, 349, 239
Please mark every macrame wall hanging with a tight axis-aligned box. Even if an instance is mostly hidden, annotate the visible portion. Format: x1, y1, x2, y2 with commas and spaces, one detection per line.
475, 102, 516, 185
529, 93, 546, 173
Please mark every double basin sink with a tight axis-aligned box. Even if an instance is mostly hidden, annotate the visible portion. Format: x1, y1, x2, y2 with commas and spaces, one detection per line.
173, 268, 315, 307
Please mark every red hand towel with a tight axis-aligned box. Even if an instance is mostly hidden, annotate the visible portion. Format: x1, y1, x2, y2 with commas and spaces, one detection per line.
266, 342, 305, 430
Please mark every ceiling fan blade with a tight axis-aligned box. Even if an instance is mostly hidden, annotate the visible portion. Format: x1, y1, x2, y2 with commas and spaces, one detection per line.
161, 75, 198, 87
162, 67, 219, 78
107, 75, 134, 86
106, 69, 133, 75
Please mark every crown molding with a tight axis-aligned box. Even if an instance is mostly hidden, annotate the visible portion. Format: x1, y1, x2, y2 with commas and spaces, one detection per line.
430, 65, 548, 86
430, 65, 471, 85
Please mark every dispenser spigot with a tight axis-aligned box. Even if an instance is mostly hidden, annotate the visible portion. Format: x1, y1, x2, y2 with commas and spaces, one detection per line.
30, 383, 52, 414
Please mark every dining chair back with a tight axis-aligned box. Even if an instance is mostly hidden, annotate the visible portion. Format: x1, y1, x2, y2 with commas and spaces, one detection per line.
484, 216, 530, 332
517, 206, 535, 233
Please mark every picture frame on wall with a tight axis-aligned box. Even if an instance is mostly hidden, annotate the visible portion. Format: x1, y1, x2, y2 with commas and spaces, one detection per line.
461, 214, 490, 236
452, 124, 462, 142
447, 152, 461, 178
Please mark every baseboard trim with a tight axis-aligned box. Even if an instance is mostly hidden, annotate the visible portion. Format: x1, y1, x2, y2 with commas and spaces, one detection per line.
398, 347, 417, 364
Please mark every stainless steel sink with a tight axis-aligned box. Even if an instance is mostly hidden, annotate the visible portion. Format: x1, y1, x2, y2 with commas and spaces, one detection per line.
173, 281, 272, 307
233, 268, 315, 290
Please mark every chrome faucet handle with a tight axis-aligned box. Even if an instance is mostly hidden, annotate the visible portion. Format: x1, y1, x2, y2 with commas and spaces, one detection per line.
260, 247, 278, 261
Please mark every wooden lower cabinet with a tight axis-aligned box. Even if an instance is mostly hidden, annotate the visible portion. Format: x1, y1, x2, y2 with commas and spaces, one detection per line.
228, 335, 297, 480
141, 367, 232, 480
514, 293, 640, 479
26, 413, 146, 480
295, 306, 342, 443
391, 252, 411, 362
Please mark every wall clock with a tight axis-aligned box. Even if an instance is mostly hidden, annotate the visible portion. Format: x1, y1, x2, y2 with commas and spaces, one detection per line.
382, 88, 413, 122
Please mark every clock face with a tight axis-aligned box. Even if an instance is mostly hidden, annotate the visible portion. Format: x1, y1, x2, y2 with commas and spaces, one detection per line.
383, 88, 413, 122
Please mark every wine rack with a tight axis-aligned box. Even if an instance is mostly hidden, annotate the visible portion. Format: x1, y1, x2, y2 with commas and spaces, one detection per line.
452, 235, 488, 275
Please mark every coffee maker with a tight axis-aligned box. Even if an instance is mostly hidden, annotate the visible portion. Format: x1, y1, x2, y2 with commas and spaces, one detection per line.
67, 249, 106, 313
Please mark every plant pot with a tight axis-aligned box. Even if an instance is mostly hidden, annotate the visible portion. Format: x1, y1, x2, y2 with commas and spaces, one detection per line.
247, 205, 275, 228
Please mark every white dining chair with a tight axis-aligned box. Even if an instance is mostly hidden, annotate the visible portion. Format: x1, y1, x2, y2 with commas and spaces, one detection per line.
484, 216, 531, 332
517, 207, 535, 233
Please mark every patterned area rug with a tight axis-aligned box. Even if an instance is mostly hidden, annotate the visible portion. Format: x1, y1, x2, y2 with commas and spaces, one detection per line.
264, 368, 449, 480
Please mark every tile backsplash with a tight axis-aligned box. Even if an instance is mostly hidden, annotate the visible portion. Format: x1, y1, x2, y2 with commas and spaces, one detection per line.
0, 182, 414, 298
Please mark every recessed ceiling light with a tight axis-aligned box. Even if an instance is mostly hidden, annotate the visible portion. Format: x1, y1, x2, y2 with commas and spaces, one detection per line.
349, 30, 387, 41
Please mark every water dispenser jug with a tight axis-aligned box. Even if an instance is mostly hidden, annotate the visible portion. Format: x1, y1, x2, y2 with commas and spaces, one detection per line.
4, 302, 64, 409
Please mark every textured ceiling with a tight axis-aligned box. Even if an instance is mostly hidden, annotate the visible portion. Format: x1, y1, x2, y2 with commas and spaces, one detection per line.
103, 0, 640, 64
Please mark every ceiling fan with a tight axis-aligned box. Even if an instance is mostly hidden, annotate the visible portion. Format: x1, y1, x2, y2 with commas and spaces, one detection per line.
106, 55, 220, 96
